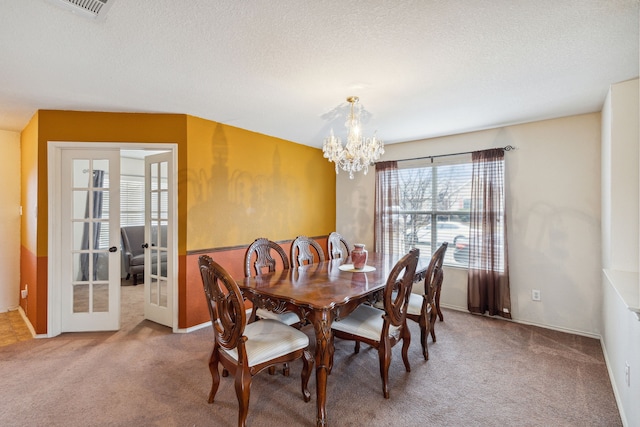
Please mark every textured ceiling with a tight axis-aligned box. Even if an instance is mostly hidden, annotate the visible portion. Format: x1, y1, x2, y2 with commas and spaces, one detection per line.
0, 0, 637, 148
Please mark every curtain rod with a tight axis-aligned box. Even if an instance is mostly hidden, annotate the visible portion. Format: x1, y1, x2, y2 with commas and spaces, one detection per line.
377, 145, 515, 164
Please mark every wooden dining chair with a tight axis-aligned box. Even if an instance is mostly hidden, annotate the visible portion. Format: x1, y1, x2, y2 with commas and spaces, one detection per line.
327, 231, 351, 260
290, 236, 325, 267
198, 255, 314, 427
244, 238, 301, 328
331, 248, 419, 399
406, 242, 448, 360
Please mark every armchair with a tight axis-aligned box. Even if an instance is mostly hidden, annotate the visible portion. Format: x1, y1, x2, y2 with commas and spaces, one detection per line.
121, 225, 167, 286
121, 225, 145, 285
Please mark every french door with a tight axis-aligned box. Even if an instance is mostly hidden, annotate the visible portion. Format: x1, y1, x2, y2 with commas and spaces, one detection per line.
143, 152, 173, 327
60, 149, 121, 332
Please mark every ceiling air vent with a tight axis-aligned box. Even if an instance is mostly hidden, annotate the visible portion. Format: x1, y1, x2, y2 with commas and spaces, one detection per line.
45, 0, 114, 21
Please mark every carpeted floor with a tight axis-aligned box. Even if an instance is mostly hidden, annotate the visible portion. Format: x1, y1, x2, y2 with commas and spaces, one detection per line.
0, 286, 622, 426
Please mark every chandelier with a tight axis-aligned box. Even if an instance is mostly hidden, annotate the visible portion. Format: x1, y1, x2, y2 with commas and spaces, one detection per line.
322, 96, 384, 179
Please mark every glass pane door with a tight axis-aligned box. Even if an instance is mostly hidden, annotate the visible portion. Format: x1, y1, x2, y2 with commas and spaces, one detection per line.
144, 152, 173, 327
61, 149, 120, 332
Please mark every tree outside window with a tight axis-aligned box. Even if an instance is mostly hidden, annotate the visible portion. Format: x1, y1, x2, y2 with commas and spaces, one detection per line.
397, 160, 473, 267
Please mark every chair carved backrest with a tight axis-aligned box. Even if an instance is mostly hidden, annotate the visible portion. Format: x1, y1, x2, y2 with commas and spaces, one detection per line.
424, 242, 448, 302
382, 248, 420, 328
291, 236, 325, 268
327, 231, 351, 260
199, 255, 246, 352
244, 238, 290, 277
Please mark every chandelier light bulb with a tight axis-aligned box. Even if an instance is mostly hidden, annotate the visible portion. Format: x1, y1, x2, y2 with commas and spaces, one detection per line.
322, 96, 384, 179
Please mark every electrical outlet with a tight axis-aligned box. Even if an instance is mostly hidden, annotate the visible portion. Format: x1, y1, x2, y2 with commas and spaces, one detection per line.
531, 289, 541, 301
21, 284, 28, 299
625, 362, 630, 387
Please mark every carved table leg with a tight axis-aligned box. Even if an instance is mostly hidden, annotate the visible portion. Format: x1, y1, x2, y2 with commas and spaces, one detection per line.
312, 309, 333, 426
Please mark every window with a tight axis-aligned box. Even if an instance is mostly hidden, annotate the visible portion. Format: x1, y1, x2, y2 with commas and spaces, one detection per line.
120, 174, 145, 226
393, 155, 474, 267
377, 149, 509, 314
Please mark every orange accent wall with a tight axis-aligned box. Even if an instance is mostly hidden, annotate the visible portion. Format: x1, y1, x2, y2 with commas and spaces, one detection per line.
22, 110, 336, 333
184, 247, 248, 327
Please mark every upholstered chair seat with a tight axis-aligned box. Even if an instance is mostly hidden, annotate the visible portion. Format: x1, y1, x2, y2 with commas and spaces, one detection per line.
253, 309, 301, 327
332, 304, 402, 342
406, 293, 423, 316
377, 291, 422, 317
221, 319, 310, 367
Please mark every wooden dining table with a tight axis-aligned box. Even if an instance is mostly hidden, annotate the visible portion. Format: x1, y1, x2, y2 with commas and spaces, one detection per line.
238, 252, 429, 427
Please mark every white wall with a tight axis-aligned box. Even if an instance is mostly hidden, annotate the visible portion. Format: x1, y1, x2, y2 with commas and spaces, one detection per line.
337, 113, 603, 336
0, 130, 21, 311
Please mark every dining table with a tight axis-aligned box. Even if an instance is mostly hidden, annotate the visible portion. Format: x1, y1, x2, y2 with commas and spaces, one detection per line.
238, 252, 429, 427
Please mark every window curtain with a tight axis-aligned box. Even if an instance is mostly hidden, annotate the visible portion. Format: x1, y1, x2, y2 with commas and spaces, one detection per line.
80, 169, 105, 281
467, 149, 511, 319
374, 161, 399, 253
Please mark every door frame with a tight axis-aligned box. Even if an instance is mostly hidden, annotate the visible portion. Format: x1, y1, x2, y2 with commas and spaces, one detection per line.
47, 141, 179, 337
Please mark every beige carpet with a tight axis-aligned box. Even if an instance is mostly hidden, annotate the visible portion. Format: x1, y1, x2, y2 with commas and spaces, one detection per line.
0, 287, 621, 426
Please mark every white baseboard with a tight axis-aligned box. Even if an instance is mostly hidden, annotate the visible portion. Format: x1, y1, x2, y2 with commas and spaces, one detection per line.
175, 321, 211, 333
439, 303, 601, 339
14, 306, 37, 338
175, 308, 253, 333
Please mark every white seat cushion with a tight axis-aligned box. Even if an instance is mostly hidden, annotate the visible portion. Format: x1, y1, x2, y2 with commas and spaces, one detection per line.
255, 308, 301, 326
374, 292, 423, 316
332, 304, 401, 342
221, 319, 309, 367
406, 293, 423, 316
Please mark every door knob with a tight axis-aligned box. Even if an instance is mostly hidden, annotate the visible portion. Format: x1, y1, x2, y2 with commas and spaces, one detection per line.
108, 246, 117, 252
142, 243, 149, 249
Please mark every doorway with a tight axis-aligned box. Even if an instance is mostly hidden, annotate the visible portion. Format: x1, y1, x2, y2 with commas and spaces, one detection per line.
47, 142, 178, 337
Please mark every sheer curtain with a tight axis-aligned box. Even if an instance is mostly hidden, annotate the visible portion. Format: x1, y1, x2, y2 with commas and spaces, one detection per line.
467, 149, 511, 319
374, 161, 399, 254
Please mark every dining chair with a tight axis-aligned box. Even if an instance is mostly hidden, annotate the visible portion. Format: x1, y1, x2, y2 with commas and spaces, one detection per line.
198, 255, 314, 427
244, 238, 301, 328
291, 236, 325, 267
331, 248, 419, 399
406, 242, 448, 360
327, 231, 351, 260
